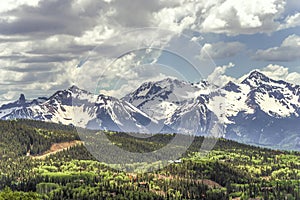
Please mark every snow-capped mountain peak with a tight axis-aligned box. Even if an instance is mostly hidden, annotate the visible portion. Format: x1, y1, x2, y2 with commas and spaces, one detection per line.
238, 70, 300, 118
122, 78, 209, 120
223, 81, 242, 93
1, 72, 300, 150
0, 85, 159, 133
241, 70, 272, 88
18, 94, 26, 104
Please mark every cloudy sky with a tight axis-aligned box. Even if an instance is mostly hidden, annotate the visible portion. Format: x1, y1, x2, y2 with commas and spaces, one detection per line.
0, 0, 299, 104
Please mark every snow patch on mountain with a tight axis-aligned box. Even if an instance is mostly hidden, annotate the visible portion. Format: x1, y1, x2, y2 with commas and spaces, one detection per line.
123, 78, 210, 120
1, 70, 300, 150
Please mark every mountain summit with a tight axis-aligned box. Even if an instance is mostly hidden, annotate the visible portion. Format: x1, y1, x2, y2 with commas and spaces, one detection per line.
1, 72, 300, 150
0, 86, 158, 133
123, 78, 209, 120
18, 94, 26, 104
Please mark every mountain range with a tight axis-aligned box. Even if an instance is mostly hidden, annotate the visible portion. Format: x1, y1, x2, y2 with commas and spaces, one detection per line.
1, 70, 300, 150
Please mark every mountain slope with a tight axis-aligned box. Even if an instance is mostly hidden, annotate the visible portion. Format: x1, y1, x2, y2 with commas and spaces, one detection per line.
0, 94, 47, 119
165, 95, 220, 136
223, 71, 300, 149
0, 70, 300, 150
122, 78, 210, 120
125, 71, 300, 150
241, 70, 300, 117
0, 86, 158, 133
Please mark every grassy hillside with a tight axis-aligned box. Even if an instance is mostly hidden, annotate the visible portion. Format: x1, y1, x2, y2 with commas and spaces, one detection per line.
0, 120, 299, 199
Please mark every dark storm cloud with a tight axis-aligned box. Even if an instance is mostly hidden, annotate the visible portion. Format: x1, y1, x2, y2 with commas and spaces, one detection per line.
110, 0, 162, 27
0, 37, 29, 43
3, 63, 60, 73
20, 70, 64, 83
0, 0, 175, 38
0, 55, 25, 60
0, 0, 108, 37
26, 44, 96, 55
2, 67, 66, 88
20, 55, 74, 63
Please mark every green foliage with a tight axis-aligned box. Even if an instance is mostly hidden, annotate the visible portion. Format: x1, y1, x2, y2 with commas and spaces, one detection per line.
0, 119, 79, 158
0, 187, 41, 200
0, 119, 299, 199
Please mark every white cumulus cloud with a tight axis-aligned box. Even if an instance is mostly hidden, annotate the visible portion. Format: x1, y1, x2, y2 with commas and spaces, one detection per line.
279, 13, 300, 29
259, 64, 300, 84
200, 41, 245, 60
254, 34, 300, 61
207, 62, 236, 87
199, 0, 286, 35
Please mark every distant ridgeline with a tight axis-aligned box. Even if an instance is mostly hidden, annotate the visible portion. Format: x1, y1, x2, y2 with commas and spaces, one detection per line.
1, 70, 300, 151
